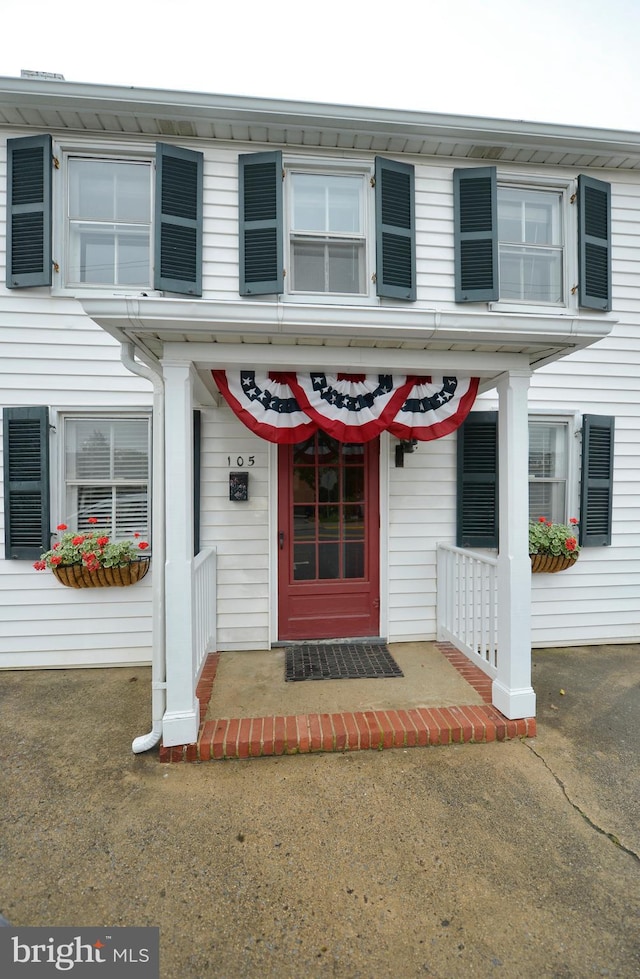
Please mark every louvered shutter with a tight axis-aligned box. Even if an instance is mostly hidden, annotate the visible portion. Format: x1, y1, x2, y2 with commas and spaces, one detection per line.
3, 407, 50, 559
453, 167, 498, 302
239, 151, 283, 295
578, 175, 611, 311
6, 135, 52, 289
456, 411, 498, 547
580, 415, 614, 546
374, 157, 416, 300
154, 143, 203, 296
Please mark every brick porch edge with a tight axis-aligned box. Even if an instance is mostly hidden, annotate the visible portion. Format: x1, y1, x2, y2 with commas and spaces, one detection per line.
159, 643, 536, 762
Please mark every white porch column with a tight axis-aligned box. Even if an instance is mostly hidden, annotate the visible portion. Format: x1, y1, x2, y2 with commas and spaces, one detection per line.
493, 369, 536, 719
161, 360, 200, 746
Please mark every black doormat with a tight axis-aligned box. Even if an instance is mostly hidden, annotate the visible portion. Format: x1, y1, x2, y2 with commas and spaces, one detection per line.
285, 642, 404, 682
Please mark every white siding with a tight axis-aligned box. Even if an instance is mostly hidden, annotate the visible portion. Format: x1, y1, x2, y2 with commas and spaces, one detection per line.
387, 437, 456, 642
199, 404, 271, 650
0, 294, 154, 668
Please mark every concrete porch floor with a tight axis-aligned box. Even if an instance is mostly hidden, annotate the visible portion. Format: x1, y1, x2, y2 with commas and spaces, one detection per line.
160, 642, 536, 761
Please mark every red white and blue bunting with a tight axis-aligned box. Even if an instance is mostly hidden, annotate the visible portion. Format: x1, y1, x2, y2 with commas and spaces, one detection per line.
213, 371, 479, 444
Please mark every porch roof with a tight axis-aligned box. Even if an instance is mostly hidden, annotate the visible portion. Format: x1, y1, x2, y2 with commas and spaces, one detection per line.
81, 296, 614, 400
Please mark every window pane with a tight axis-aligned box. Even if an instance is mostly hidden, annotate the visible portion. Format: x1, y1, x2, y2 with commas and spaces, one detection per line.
319, 542, 339, 579
529, 423, 568, 478
529, 481, 566, 524
344, 542, 364, 578
498, 188, 562, 246
292, 175, 326, 231
119, 234, 151, 285
292, 240, 364, 294
318, 505, 339, 540
69, 160, 150, 223
327, 242, 363, 293
318, 467, 339, 502
291, 240, 326, 292
327, 179, 361, 233
344, 468, 364, 502
499, 245, 563, 303
293, 543, 315, 580
344, 505, 364, 539
292, 173, 361, 233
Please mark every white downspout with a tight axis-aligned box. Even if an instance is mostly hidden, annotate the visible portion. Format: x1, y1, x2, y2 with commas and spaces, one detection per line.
120, 342, 167, 753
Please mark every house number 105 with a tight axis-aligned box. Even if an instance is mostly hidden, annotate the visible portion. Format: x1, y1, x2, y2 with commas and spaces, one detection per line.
227, 456, 255, 467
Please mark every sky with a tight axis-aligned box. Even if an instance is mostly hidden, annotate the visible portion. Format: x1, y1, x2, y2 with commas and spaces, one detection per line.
4, 0, 640, 132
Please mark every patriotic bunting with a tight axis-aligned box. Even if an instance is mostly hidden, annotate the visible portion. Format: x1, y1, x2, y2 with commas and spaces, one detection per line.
213, 370, 478, 444
212, 370, 317, 444
388, 376, 480, 441
287, 373, 413, 443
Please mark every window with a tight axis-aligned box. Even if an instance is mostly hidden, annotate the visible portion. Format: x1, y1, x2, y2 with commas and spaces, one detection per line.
288, 172, 366, 295
498, 187, 564, 304
67, 158, 152, 287
453, 166, 611, 310
63, 416, 150, 538
528, 419, 569, 522
239, 152, 416, 301
456, 412, 614, 549
6, 135, 203, 296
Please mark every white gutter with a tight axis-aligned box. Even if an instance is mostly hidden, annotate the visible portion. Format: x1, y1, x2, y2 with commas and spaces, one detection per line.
120, 343, 166, 753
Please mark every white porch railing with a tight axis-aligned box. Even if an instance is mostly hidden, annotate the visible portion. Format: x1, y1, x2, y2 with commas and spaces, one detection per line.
436, 543, 498, 677
193, 546, 217, 682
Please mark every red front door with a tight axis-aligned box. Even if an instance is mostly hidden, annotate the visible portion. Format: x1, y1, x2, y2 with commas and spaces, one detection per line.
277, 433, 380, 640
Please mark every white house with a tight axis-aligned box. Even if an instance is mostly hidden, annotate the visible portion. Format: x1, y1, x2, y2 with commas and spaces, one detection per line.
0, 76, 635, 750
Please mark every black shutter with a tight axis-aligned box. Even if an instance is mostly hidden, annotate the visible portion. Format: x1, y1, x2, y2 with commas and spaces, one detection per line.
453, 166, 498, 302
154, 143, 203, 296
6, 134, 52, 289
193, 409, 201, 556
238, 151, 283, 295
580, 414, 614, 547
578, 175, 611, 311
3, 407, 50, 560
375, 157, 416, 300
456, 411, 498, 548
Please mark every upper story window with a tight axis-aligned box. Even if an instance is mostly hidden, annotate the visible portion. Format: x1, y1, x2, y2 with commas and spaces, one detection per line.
453, 166, 611, 311
288, 172, 367, 295
6, 135, 203, 296
497, 186, 564, 304
239, 151, 416, 302
67, 158, 152, 287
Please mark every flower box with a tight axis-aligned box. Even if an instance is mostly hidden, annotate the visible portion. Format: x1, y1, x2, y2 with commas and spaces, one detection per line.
51, 558, 151, 589
34, 519, 151, 587
530, 553, 579, 574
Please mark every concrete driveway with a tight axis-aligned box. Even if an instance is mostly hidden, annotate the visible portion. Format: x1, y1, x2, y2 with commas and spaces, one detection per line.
0, 644, 638, 977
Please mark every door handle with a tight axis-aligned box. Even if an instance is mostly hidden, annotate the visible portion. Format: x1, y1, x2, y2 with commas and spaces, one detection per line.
279, 531, 284, 550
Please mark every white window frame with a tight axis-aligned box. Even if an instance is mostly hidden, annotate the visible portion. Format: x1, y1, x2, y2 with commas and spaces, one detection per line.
528, 411, 581, 523
52, 141, 158, 297
489, 173, 577, 315
283, 157, 375, 304
58, 411, 152, 539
